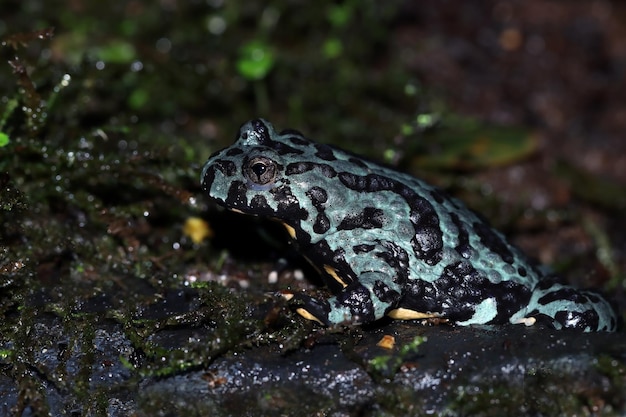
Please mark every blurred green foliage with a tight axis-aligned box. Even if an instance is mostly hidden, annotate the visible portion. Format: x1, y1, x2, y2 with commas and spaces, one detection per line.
236, 40, 274, 81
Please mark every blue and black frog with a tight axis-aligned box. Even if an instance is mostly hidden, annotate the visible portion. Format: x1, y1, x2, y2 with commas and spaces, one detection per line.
201, 119, 617, 332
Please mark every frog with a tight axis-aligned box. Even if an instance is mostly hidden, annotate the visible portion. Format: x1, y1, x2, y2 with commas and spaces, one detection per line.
201, 119, 617, 332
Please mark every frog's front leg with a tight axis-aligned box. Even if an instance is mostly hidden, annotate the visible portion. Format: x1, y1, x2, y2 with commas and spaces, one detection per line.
287, 270, 403, 325
286, 239, 410, 325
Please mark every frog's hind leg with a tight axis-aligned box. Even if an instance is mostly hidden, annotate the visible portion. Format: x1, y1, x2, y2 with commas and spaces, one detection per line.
518, 281, 617, 332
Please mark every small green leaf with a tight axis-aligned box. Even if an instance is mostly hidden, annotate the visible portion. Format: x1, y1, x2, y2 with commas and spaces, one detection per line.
327, 4, 352, 28
0, 132, 9, 147
236, 41, 274, 81
0, 349, 12, 360
367, 335, 426, 381
94, 40, 137, 64
416, 113, 437, 129
322, 38, 343, 59
401, 123, 414, 136
128, 88, 149, 110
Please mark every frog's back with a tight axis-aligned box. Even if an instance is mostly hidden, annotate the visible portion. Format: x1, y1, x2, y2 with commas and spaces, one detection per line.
303, 140, 548, 324
300, 135, 542, 284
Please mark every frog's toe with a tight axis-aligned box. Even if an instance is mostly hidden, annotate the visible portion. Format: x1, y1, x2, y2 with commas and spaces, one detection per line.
287, 293, 331, 326
525, 284, 617, 332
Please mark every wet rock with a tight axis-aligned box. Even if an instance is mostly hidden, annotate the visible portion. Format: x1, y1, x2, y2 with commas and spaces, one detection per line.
138, 323, 626, 416
1, 301, 625, 416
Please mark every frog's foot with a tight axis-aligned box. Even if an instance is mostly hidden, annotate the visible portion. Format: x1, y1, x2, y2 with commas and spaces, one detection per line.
522, 282, 617, 332
286, 291, 367, 326
280, 291, 331, 326
281, 272, 402, 326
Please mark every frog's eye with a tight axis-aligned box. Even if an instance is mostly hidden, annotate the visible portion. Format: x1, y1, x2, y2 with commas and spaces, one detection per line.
244, 156, 277, 188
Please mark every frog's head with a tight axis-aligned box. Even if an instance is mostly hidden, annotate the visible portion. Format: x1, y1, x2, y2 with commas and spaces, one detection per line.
201, 119, 318, 235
